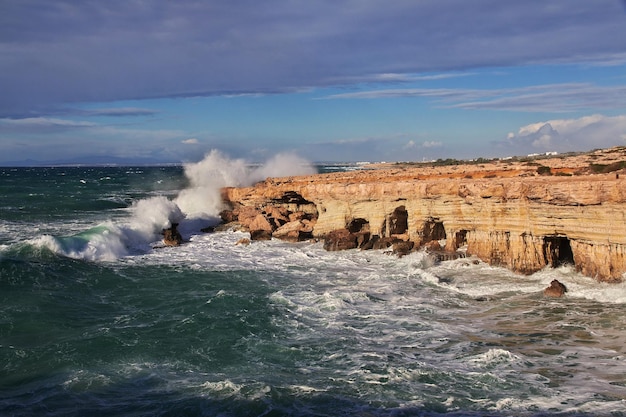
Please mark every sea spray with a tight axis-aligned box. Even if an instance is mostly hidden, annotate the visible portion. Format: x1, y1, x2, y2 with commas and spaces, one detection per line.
247, 152, 317, 184
128, 196, 185, 242
175, 150, 317, 219
3, 166, 626, 415
175, 150, 249, 219
25, 151, 318, 261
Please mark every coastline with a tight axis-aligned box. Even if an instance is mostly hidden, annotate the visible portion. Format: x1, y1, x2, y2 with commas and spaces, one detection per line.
220, 147, 626, 282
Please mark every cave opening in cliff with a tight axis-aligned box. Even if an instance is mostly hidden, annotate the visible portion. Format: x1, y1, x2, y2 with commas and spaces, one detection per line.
543, 236, 575, 267
347, 218, 370, 233
421, 218, 447, 244
455, 230, 468, 249
388, 206, 408, 235
381, 206, 408, 237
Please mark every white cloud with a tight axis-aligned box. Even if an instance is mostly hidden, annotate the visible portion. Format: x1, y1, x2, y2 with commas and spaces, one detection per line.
517, 114, 607, 136
0, 117, 96, 128
422, 140, 443, 148
325, 83, 626, 113
84, 107, 159, 117
182, 138, 200, 144
505, 114, 626, 153
2, 1, 626, 116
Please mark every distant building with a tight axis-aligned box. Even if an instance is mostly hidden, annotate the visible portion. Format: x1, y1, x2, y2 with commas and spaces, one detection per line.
528, 151, 558, 157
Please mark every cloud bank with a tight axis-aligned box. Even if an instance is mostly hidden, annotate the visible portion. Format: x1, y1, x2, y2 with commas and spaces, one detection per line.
2, 0, 626, 116
504, 114, 626, 153
325, 83, 626, 113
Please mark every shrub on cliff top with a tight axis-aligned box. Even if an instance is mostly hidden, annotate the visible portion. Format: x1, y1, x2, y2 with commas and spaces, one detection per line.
589, 161, 626, 173
537, 166, 552, 176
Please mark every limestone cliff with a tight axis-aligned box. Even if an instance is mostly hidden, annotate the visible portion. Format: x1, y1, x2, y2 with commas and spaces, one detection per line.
221, 148, 626, 283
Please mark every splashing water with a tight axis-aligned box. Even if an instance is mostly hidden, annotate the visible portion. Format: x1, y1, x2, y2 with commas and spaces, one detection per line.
176, 150, 317, 218
28, 150, 317, 260
3, 164, 626, 416
175, 150, 249, 219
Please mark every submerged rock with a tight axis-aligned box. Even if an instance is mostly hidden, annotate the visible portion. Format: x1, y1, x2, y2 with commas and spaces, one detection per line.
543, 279, 568, 297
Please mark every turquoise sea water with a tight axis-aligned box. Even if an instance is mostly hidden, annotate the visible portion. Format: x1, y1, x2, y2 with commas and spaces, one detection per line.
1, 161, 626, 416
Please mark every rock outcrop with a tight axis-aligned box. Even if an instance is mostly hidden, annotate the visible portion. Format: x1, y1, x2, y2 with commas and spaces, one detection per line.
221, 147, 626, 283
544, 279, 568, 297
162, 223, 183, 246
219, 195, 317, 243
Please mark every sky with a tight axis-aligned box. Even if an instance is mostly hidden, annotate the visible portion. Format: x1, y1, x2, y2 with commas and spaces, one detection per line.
1, 0, 626, 165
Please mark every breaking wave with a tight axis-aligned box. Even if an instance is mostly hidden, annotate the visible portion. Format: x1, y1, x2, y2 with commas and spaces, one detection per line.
22, 151, 317, 261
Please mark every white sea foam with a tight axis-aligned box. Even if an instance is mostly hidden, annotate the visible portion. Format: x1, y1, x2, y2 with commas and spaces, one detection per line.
119, 232, 626, 414
41, 228, 626, 415
466, 348, 520, 369
132, 230, 626, 308
28, 223, 126, 261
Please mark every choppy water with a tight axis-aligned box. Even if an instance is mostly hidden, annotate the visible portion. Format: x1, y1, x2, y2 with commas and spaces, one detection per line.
1, 157, 626, 416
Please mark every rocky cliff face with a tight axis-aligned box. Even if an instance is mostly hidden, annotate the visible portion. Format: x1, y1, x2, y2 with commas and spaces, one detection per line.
221, 149, 626, 283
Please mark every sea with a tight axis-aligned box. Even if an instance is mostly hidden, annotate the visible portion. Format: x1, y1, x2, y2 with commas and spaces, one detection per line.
1, 151, 626, 417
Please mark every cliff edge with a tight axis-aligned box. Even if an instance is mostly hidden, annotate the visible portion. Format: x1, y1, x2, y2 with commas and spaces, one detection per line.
221, 147, 626, 283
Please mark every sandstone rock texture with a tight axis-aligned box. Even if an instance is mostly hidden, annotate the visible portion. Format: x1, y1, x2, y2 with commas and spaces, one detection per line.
221, 147, 626, 282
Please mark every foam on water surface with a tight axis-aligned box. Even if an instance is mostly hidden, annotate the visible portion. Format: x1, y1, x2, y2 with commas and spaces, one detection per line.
3, 156, 626, 416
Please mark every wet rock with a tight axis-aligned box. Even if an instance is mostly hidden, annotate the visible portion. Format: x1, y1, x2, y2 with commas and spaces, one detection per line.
424, 240, 443, 251
360, 234, 380, 250
248, 214, 274, 240
355, 231, 371, 248
219, 209, 238, 224
543, 279, 568, 297
323, 229, 358, 251
273, 220, 314, 242
392, 240, 414, 257
250, 229, 272, 241
162, 223, 183, 246
372, 236, 399, 250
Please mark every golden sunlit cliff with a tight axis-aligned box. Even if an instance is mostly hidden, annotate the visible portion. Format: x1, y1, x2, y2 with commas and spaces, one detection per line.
221, 147, 626, 282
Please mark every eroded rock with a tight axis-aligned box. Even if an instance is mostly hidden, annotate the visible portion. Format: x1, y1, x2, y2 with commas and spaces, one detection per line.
220, 147, 626, 282
323, 229, 358, 251
162, 223, 183, 246
273, 220, 314, 242
543, 279, 568, 297
392, 240, 414, 257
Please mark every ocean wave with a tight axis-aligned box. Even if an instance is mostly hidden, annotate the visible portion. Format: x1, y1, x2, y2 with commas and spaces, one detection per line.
28, 225, 129, 261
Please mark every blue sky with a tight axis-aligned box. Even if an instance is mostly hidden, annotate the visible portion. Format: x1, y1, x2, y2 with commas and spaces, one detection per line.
1, 0, 626, 164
